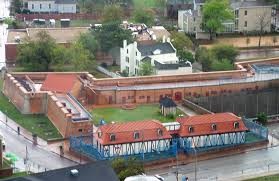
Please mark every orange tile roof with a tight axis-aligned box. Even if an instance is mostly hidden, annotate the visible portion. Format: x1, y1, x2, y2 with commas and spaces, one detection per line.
40, 74, 79, 93
95, 120, 172, 145
177, 113, 248, 137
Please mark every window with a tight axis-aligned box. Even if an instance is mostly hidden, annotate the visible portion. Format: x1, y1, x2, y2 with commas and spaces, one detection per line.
40, 4, 42, 9
157, 129, 163, 136
32, 4, 34, 9
188, 126, 194, 133
78, 129, 83, 132
110, 134, 116, 141
136, 51, 137, 56
127, 49, 129, 54
234, 122, 240, 129
244, 21, 247, 27
235, 10, 239, 18
139, 95, 145, 99
212, 124, 217, 131
49, 3, 51, 9
135, 68, 137, 75
126, 57, 129, 63
98, 131, 102, 138
244, 10, 247, 16
134, 132, 140, 139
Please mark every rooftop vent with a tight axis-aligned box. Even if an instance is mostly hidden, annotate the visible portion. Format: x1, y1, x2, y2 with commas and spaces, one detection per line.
70, 169, 79, 176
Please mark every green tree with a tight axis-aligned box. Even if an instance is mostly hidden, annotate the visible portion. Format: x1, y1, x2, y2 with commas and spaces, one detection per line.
68, 42, 96, 71
195, 47, 212, 72
111, 158, 144, 181
77, 32, 99, 55
138, 61, 154, 76
210, 59, 234, 71
17, 31, 58, 71
103, 5, 123, 23
210, 44, 239, 64
93, 22, 133, 53
201, 0, 233, 40
10, 0, 22, 15
257, 112, 267, 125
133, 9, 155, 26
178, 50, 195, 63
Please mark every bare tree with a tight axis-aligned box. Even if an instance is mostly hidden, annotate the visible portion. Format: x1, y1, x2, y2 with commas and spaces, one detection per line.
256, 10, 271, 47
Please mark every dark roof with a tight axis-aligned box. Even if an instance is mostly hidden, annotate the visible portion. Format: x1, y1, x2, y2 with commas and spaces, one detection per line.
55, 0, 77, 4
159, 97, 177, 108
137, 42, 175, 57
230, 0, 273, 8
6, 161, 119, 181
154, 60, 191, 70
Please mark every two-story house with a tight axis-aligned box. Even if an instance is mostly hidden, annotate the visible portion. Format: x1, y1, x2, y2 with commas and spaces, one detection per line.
178, 0, 274, 39
120, 39, 192, 76
25, 0, 77, 13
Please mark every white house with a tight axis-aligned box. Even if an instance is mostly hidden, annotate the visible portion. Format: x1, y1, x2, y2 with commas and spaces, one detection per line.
93, 120, 172, 158
27, 0, 77, 13
120, 39, 192, 76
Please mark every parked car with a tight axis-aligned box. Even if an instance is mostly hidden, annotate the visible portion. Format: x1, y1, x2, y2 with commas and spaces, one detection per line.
0, 133, 6, 151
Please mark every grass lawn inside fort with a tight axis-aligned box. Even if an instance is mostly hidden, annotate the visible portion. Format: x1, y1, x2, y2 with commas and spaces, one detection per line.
91, 104, 184, 125
244, 174, 279, 181
0, 78, 62, 140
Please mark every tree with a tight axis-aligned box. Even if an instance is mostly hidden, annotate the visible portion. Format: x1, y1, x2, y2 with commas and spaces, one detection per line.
111, 158, 144, 181
178, 50, 195, 63
10, 0, 22, 15
133, 9, 155, 26
210, 44, 239, 64
210, 59, 234, 71
257, 112, 267, 125
246, 37, 250, 48
138, 61, 154, 76
273, 36, 278, 47
195, 47, 213, 72
201, 0, 233, 40
93, 22, 133, 53
256, 10, 271, 47
77, 32, 99, 55
17, 31, 58, 71
103, 5, 123, 23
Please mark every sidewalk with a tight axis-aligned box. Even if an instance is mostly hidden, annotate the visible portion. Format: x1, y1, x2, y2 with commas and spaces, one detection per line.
0, 111, 47, 146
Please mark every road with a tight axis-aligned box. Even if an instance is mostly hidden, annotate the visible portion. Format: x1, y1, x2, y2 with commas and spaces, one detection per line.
0, 120, 77, 172
0, 0, 10, 69
147, 146, 279, 181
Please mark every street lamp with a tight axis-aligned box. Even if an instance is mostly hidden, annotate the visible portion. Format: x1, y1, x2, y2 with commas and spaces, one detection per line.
193, 147, 197, 181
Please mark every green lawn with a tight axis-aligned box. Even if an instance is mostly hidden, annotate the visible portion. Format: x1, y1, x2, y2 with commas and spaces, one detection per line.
91, 104, 184, 125
244, 174, 279, 181
0, 78, 62, 140
132, 0, 164, 8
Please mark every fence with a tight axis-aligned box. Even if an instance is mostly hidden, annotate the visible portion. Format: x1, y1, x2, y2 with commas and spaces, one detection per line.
97, 66, 122, 78
243, 118, 269, 140
16, 13, 101, 21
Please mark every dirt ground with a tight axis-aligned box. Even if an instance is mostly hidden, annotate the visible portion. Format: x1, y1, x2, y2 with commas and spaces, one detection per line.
201, 35, 279, 48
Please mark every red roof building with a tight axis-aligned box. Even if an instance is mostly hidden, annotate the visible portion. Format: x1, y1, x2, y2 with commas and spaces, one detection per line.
95, 120, 172, 145
41, 74, 80, 94
177, 113, 248, 137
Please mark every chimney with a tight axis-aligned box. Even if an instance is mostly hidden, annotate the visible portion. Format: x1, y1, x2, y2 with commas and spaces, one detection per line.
123, 40, 127, 48
133, 41, 137, 48
167, 37, 171, 43
162, 36, 166, 43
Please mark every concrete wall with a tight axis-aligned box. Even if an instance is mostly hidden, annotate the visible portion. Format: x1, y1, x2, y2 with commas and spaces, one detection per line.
182, 99, 213, 115
28, 0, 57, 13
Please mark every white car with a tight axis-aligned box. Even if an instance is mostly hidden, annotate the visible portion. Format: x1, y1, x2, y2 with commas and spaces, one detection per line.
0, 134, 5, 151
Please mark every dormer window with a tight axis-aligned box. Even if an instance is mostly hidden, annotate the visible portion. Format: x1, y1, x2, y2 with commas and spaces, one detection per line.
212, 124, 217, 131
157, 129, 163, 136
98, 131, 102, 138
188, 126, 194, 133
153, 49, 161, 55
134, 132, 140, 139
234, 122, 239, 129
110, 134, 116, 141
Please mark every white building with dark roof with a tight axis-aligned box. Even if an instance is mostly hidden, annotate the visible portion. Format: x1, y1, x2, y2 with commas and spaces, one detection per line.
120, 39, 192, 76
26, 0, 77, 13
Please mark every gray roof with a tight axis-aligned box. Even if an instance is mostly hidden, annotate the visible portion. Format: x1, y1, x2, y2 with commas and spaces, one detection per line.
6, 161, 119, 181
159, 97, 177, 108
230, 0, 273, 9
55, 0, 76, 4
137, 42, 176, 57
194, 0, 205, 4
154, 60, 191, 70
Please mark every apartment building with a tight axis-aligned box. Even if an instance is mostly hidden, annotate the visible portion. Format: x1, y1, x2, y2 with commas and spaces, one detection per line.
178, 0, 274, 39
25, 0, 77, 13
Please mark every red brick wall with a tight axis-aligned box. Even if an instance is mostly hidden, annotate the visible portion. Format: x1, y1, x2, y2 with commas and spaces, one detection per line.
5, 44, 17, 66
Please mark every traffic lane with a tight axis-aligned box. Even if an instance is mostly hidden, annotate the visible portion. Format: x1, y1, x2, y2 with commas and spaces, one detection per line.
0, 121, 77, 170
148, 146, 279, 180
